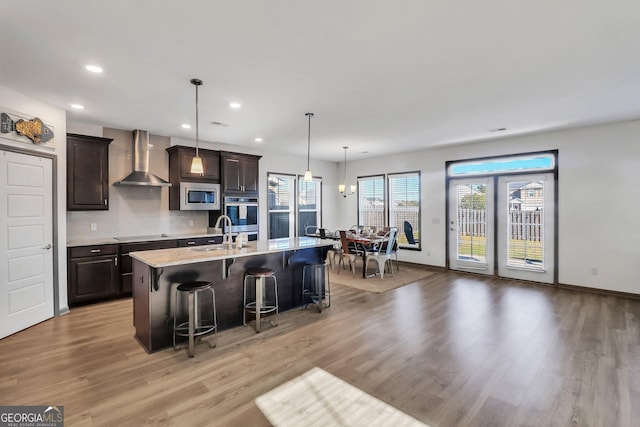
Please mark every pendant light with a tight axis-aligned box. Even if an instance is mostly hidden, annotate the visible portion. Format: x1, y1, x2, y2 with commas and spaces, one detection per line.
190, 78, 204, 175
303, 112, 314, 181
339, 146, 356, 197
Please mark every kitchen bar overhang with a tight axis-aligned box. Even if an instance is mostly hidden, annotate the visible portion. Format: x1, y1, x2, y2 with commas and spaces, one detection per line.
130, 237, 335, 353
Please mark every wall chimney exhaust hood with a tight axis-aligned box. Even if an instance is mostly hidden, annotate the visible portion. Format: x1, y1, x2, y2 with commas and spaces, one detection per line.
115, 130, 171, 187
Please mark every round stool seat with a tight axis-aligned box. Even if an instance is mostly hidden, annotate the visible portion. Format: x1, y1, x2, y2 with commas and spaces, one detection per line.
177, 281, 212, 292
245, 267, 275, 277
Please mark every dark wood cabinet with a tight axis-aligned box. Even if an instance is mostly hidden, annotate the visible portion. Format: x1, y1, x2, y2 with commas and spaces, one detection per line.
68, 236, 223, 306
221, 151, 261, 195
167, 146, 220, 210
167, 146, 220, 181
177, 236, 223, 247
68, 244, 119, 306
67, 133, 113, 211
119, 240, 179, 294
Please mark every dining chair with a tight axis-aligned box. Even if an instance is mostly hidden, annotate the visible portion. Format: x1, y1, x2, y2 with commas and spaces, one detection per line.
305, 225, 319, 236
403, 221, 418, 245
364, 227, 398, 279
338, 230, 364, 276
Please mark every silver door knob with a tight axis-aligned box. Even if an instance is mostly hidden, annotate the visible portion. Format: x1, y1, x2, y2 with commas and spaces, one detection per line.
43, 244, 52, 250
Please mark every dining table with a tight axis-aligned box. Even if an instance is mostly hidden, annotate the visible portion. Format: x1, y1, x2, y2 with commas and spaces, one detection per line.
304, 230, 389, 277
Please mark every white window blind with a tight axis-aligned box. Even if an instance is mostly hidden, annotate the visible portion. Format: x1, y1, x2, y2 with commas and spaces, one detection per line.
358, 175, 385, 228
298, 177, 322, 236
389, 172, 420, 248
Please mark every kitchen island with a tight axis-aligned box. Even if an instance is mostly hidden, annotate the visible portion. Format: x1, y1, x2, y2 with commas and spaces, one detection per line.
130, 237, 334, 353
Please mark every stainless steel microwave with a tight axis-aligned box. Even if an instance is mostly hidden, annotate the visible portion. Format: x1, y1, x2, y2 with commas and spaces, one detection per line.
180, 182, 221, 210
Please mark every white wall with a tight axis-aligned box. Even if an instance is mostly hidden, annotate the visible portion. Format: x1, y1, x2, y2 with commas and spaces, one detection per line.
0, 85, 68, 313
342, 120, 640, 295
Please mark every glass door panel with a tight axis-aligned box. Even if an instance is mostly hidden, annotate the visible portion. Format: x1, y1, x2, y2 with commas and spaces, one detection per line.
497, 173, 554, 283
448, 178, 494, 275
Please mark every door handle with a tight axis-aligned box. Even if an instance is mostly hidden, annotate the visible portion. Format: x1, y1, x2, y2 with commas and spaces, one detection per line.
43, 244, 52, 250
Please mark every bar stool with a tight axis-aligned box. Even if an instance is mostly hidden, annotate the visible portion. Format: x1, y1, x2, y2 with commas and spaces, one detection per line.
243, 267, 279, 333
173, 281, 217, 357
302, 262, 331, 312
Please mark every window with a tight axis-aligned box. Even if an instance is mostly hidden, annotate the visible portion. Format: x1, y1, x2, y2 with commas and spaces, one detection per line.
357, 172, 422, 250
267, 174, 295, 238
267, 173, 323, 239
298, 176, 322, 236
389, 172, 421, 249
357, 175, 385, 228
448, 153, 555, 176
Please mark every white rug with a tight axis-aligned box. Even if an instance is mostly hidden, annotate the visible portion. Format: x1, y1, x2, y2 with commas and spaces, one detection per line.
256, 367, 429, 427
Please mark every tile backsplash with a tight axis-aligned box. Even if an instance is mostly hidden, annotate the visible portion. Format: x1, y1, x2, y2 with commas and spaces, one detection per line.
66, 127, 209, 241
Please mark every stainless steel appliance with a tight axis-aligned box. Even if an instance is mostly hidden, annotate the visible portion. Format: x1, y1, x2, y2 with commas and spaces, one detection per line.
223, 196, 258, 240
180, 182, 221, 210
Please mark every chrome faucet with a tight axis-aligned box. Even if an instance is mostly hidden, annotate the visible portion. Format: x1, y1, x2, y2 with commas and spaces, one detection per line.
214, 214, 234, 248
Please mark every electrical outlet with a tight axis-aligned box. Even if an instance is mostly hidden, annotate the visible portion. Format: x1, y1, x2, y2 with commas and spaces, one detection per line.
426, 250, 431, 256
189, 220, 194, 227
90, 223, 97, 232
591, 267, 598, 276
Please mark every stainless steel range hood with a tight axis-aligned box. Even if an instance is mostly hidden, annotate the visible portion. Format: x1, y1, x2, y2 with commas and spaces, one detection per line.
115, 130, 171, 187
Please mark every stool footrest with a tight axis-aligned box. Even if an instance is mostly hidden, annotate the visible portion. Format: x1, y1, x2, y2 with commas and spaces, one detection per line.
174, 322, 217, 338
244, 301, 278, 315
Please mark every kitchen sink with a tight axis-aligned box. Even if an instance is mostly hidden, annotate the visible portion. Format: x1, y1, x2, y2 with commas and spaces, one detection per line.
190, 244, 229, 252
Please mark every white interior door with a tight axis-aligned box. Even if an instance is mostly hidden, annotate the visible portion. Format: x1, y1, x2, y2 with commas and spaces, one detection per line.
448, 178, 494, 275
0, 150, 54, 338
497, 173, 555, 283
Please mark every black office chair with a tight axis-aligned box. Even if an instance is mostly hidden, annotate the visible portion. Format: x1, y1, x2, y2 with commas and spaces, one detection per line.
404, 221, 417, 245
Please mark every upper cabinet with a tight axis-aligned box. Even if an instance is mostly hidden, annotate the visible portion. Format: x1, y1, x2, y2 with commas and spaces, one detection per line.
166, 146, 221, 210
221, 151, 261, 195
166, 146, 220, 182
67, 133, 113, 211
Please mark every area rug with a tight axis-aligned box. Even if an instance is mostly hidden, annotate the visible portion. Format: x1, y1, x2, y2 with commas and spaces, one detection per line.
330, 265, 433, 293
256, 367, 429, 427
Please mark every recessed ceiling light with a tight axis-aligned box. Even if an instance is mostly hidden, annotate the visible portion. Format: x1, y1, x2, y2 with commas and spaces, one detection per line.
71, 104, 84, 110
229, 102, 242, 109
254, 137, 263, 143
85, 64, 103, 73
181, 124, 191, 129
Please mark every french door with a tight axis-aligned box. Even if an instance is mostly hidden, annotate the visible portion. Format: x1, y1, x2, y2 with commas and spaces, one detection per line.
448, 173, 555, 283
448, 178, 495, 275
497, 174, 555, 283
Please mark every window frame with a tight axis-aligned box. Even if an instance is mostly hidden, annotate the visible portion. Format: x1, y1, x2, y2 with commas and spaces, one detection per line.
357, 174, 386, 229
266, 173, 296, 239
297, 174, 323, 236
388, 171, 421, 250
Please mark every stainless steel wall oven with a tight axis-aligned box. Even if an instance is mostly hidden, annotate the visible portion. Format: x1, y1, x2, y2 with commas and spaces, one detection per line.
222, 196, 258, 240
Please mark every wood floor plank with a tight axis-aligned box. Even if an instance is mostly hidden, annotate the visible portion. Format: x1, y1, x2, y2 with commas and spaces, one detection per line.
1, 267, 639, 426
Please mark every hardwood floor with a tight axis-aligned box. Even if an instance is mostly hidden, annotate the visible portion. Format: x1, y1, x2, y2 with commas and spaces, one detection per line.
1, 269, 639, 426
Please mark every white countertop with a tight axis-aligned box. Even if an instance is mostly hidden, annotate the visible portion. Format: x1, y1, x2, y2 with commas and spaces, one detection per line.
67, 232, 224, 247
129, 237, 335, 268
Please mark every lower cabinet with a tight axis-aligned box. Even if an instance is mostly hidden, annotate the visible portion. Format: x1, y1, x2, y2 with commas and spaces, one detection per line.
68, 236, 224, 306
68, 245, 119, 306
120, 240, 179, 294
178, 236, 223, 247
